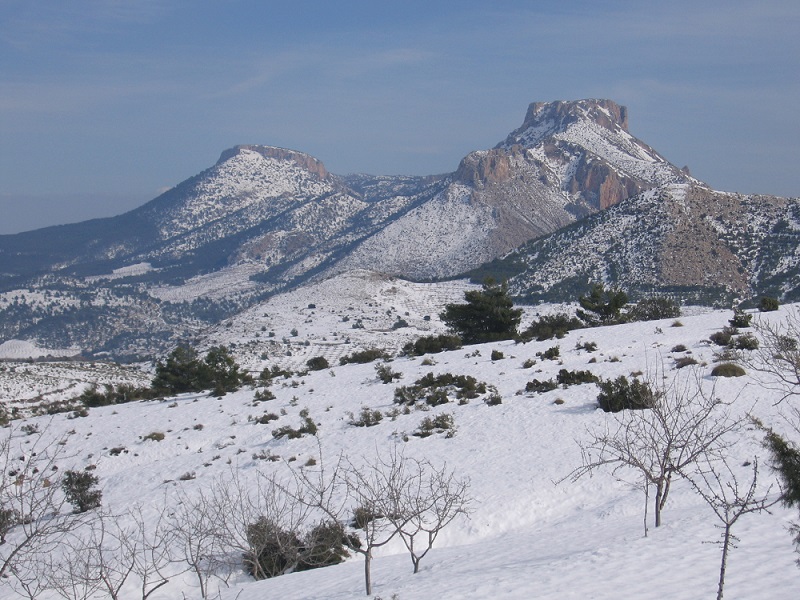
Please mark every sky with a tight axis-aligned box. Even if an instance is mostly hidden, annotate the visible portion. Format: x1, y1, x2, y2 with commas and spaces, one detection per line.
0, 0, 798, 234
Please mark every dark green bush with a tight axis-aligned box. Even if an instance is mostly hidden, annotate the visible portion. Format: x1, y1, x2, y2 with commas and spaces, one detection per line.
375, 363, 402, 384
152, 345, 248, 397
401, 334, 463, 356
490, 350, 505, 361
255, 413, 279, 425
413, 413, 456, 438
556, 369, 599, 387
729, 311, 752, 328
575, 341, 598, 352
272, 416, 317, 439
350, 407, 383, 427
709, 327, 738, 347
536, 346, 560, 361
519, 313, 583, 342
525, 379, 558, 393
597, 376, 658, 412
710, 363, 746, 377
627, 296, 681, 322
62, 470, 102, 513
735, 333, 760, 351
577, 283, 628, 326
306, 356, 330, 371
394, 372, 487, 406
671, 344, 688, 353
759, 297, 780, 312
339, 348, 390, 365
297, 521, 360, 571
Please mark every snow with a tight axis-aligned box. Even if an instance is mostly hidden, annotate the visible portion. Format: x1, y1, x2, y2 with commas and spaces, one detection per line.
1, 300, 798, 599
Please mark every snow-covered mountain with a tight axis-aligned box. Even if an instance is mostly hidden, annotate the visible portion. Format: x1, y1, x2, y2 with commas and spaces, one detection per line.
474, 183, 800, 306
1, 99, 699, 358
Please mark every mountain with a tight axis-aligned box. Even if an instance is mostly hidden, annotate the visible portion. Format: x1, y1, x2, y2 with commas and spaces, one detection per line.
471, 183, 800, 306
0, 99, 698, 358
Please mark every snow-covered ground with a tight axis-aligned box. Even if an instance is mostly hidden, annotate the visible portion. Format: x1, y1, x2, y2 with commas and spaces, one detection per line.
1, 300, 798, 599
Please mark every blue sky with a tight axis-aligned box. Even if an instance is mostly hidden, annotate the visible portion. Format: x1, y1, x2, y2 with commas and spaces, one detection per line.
1, 0, 798, 234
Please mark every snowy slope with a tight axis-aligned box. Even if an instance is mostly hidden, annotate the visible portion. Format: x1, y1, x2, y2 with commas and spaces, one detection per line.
1, 303, 798, 599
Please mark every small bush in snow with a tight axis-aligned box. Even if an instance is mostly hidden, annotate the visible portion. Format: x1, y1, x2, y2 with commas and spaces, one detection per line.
735, 333, 759, 351
759, 297, 780, 312
375, 363, 402, 384
143, 431, 165, 442
61, 469, 102, 513
596, 376, 658, 412
349, 407, 383, 427
729, 311, 752, 328
536, 346, 560, 361
340, 348, 390, 365
306, 356, 330, 371
710, 363, 746, 378
490, 350, 505, 361
413, 413, 456, 438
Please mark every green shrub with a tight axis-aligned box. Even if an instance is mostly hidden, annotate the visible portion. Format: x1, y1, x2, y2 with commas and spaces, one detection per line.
245, 517, 302, 579
627, 296, 681, 322
254, 388, 276, 402
401, 334, 462, 356
671, 344, 688, 353
61, 470, 102, 513
525, 379, 557, 393
272, 416, 317, 440
306, 356, 330, 371
484, 391, 503, 406
759, 297, 780, 312
394, 373, 487, 406
375, 363, 402, 384
519, 313, 583, 342
413, 413, 456, 438
536, 346, 560, 361
577, 283, 628, 326
490, 350, 505, 361
710, 327, 738, 347
152, 345, 248, 397
297, 521, 360, 572
255, 413, 279, 425
734, 333, 760, 351
729, 311, 752, 328
596, 376, 658, 412
350, 407, 383, 427
575, 341, 598, 352
143, 431, 165, 442
340, 348, 390, 365
710, 363, 746, 377
556, 369, 599, 387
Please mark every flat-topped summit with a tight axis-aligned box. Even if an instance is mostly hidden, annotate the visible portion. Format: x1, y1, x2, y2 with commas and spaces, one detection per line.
216, 145, 330, 180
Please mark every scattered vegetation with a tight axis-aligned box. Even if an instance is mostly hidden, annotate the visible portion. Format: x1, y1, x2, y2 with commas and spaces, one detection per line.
394, 373, 488, 406
375, 363, 402, 384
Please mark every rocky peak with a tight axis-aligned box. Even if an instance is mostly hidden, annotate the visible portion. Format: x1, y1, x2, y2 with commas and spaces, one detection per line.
216, 145, 330, 180
500, 99, 629, 149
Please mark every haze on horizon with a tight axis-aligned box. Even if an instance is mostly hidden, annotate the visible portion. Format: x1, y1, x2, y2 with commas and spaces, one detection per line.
1, 0, 798, 234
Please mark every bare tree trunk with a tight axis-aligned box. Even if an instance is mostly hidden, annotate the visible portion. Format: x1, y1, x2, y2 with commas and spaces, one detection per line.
654, 482, 663, 528
364, 549, 372, 596
717, 524, 731, 600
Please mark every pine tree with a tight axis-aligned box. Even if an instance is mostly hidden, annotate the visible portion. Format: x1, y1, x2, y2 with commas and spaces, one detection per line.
440, 280, 522, 344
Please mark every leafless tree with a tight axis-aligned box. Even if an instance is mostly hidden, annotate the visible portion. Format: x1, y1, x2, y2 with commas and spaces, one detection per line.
288, 446, 470, 595
201, 469, 309, 580
568, 369, 741, 534
124, 503, 175, 600
740, 309, 800, 405
0, 423, 84, 593
168, 490, 228, 599
387, 457, 470, 574
687, 456, 778, 600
